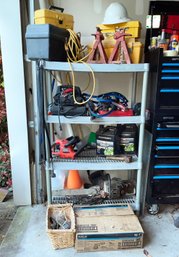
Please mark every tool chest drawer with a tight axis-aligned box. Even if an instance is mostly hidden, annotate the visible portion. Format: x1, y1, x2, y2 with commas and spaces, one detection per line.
152, 179, 179, 200
155, 119, 179, 134
158, 63, 179, 109
155, 120, 179, 157
154, 120, 179, 155
160, 62, 179, 87
155, 145, 179, 157
156, 137, 179, 144
158, 91, 179, 109
153, 164, 179, 176
154, 157, 179, 165
156, 127, 179, 138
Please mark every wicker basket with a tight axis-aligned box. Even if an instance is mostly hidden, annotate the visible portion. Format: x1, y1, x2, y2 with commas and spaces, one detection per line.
46, 204, 75, 249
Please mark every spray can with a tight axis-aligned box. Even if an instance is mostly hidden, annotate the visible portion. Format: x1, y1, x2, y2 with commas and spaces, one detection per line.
169, 30, 179, 51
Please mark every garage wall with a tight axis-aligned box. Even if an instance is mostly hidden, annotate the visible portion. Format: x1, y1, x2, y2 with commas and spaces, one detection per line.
54, 0, 151, 42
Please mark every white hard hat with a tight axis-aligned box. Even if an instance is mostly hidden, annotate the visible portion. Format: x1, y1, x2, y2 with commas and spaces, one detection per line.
102, 2, 130, 25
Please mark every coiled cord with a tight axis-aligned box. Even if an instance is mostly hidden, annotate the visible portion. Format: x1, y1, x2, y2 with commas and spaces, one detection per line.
66, 29, 96, 105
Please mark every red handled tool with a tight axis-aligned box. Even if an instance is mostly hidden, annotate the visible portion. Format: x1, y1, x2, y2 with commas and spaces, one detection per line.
52, 136, 80, 159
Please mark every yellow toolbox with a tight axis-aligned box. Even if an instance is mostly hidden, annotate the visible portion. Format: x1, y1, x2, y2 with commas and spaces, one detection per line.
127, 41, 143, 64
98, 21, 141, 39
34, 6, 74, 30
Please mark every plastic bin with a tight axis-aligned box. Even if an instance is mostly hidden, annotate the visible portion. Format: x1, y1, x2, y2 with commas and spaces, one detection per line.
127, 41, 143, 64
25, 24, 69, 61
98, 20, 141, 39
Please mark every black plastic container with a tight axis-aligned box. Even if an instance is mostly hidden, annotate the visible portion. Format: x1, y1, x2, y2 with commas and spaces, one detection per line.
25, 24, 69, 61
96, 124, 138, 156
96, 125, 121, 156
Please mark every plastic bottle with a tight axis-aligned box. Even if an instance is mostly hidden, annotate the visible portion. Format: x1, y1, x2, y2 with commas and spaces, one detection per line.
158, 29, 168, 50
170, 30, 179, 42
169, 30, 179, 51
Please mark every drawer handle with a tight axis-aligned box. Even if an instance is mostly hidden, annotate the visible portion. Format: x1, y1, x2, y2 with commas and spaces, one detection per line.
157, 146, 179, 150
161, 76, 179, 80
153, 175, 179, 179
162, 63, 179, 67
156, 138, 179, 142
162, 70, 179, 73
160, 89, 179, 92
154, 165, 179, 168
157, 128, 179, 131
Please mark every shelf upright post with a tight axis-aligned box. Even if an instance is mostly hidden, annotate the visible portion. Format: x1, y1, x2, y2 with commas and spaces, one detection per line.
42, 68, 52, 204
45, 151, 52, 204
131, 72, 137, 107
29, 0, 46, 203
135, 69, 149, 212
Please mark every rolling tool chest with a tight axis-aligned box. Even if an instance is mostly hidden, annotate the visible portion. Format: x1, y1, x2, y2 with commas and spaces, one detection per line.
146, 48, 179, 207
145, 1, 179, 211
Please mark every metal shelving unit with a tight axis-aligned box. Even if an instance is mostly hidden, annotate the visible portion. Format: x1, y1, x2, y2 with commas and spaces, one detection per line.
52, 157, 141, 171
41, 61, 149, 212
44, 62, 149, 73
47, 115, 144, 124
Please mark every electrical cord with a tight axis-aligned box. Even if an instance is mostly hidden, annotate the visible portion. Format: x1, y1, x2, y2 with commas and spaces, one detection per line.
51, 70, 91, 93
68, 60, 96, 105
65, 29, 96, 105
66, 29, 93, 62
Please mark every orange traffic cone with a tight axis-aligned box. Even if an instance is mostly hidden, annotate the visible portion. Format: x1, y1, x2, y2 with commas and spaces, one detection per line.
64, 170, 83, 189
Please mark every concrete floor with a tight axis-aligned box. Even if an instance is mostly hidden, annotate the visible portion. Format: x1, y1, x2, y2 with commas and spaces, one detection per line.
0, 196, 17, 245
0, 204, 179, 257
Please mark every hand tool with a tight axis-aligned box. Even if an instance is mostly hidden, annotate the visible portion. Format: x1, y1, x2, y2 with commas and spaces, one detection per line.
52, 136, 80, 159
106, 155, 132, 163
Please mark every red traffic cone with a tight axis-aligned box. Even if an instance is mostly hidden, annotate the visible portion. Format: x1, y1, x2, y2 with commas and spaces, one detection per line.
64, 170, 83, 189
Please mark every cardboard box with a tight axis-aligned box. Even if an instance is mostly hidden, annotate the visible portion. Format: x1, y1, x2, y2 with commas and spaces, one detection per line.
74, 203, 134, 217
75, 216, 143, 252
74, 204, 144, 252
